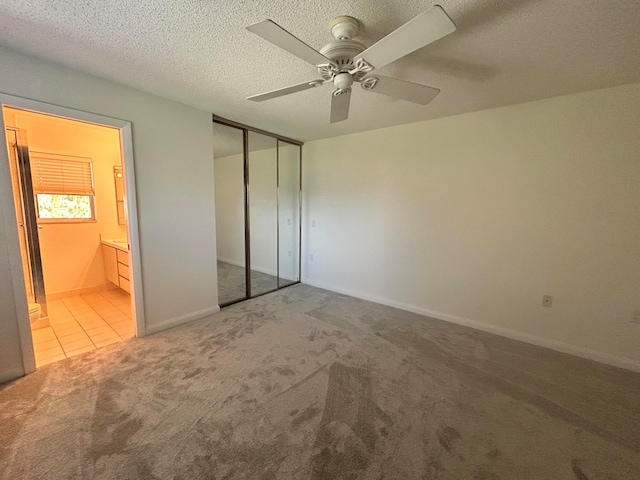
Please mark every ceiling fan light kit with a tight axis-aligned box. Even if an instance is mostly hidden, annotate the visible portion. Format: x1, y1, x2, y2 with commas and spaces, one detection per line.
246, 5, 456, 123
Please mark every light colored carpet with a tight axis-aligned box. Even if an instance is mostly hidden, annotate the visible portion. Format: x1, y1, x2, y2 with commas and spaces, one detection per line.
1, 284, 639, 479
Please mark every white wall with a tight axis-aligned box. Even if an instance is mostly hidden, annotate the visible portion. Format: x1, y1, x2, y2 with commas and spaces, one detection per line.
0, 46, 217, 380
0, 197, 26, 382
248, 147, 278, 277
214, 152, 245, 267
303, 83, 640, 370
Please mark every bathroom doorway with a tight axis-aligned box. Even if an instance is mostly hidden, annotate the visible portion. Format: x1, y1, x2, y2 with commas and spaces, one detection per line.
1, 99, 144, 370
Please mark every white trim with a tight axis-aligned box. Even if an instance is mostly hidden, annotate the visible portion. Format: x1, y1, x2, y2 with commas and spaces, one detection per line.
46, 282, 116, 300
145, 305, 220, 335
0, 367, 26, 384
120, 123, 146, 338
0, 93, 146, 377
0, 101, 35, 376
301, 278, 640, 373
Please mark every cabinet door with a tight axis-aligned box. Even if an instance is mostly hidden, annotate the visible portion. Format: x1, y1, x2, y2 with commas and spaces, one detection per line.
119, 277, 131, 293
102, 245, 119, 285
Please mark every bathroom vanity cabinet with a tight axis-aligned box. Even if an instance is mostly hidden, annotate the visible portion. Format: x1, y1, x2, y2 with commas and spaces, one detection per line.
102, 242, 131, 293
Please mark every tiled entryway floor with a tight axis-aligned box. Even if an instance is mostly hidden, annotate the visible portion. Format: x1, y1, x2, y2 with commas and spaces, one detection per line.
32, 289, 134, 367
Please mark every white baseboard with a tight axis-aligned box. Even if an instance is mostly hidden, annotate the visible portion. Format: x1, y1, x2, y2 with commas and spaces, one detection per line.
0, 366, 25, 384
301, 278, 640, 373
145, 305, 220, 335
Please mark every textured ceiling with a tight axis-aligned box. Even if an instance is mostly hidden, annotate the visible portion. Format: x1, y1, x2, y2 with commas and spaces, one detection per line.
0, 1, 639, 142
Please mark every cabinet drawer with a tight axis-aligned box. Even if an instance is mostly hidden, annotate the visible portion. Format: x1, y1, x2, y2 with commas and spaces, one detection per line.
116, 249, 129, 266
102, 245, 119, 285
119, 276, 131, 293
118, 262, 130, 280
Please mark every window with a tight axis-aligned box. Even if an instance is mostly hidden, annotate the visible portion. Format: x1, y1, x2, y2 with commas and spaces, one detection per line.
30, 153, 96, 222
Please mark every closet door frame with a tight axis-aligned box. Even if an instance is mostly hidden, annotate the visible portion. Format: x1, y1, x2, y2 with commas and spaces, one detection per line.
213, 115, 303, 306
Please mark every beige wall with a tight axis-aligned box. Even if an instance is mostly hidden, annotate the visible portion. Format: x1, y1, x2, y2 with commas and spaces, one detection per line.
303, 83, 640, 370
0, 46, 217, 381
6, 109, 124, 295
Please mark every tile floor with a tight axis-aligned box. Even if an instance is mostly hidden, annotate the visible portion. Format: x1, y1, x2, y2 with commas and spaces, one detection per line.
32, 289, 134, 367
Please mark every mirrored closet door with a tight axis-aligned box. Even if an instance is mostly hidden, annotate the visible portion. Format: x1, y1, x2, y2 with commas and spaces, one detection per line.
213, 122, 247, 305
248, 132, 278, 297
213, 117, 302, 307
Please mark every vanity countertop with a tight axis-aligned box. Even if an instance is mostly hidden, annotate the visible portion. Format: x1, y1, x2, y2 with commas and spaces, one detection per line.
101, 238, 129, 252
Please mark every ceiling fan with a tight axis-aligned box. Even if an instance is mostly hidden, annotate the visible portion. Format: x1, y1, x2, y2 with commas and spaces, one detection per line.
246, 5, 456, 123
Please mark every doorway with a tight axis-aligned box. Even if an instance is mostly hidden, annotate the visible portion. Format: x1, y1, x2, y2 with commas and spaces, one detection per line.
213, 116, 302, 306
0, 98, 144, 370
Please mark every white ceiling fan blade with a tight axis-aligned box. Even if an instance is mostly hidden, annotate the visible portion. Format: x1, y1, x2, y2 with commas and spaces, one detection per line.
330, 90, 351, 123
361, 75, 440, 105
247, 20, 331, 67
247, 80, 326, 102
354, 5, 456, 70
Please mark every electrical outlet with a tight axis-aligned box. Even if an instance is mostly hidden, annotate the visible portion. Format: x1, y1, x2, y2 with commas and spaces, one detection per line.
309, 254, 314, 261
287, 218, 291, 226
288, 250, 292, 257
542, 295, 553, 307
311, 220, 316, 227
632, 310, 640, 324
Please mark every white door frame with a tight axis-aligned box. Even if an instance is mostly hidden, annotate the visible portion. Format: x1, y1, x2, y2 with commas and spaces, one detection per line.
0, 93, 146, 375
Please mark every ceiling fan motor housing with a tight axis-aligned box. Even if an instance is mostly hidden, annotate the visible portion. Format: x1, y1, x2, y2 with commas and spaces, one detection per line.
318, 16, 366, 81
319, 40, 366, 79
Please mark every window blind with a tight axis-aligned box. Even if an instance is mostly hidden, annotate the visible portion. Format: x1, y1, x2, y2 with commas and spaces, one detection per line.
30, 155, 94, 196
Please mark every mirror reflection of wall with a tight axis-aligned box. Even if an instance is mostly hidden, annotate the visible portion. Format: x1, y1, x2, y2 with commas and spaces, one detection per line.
114, 166, 125, 225
248, 132, 278, 297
